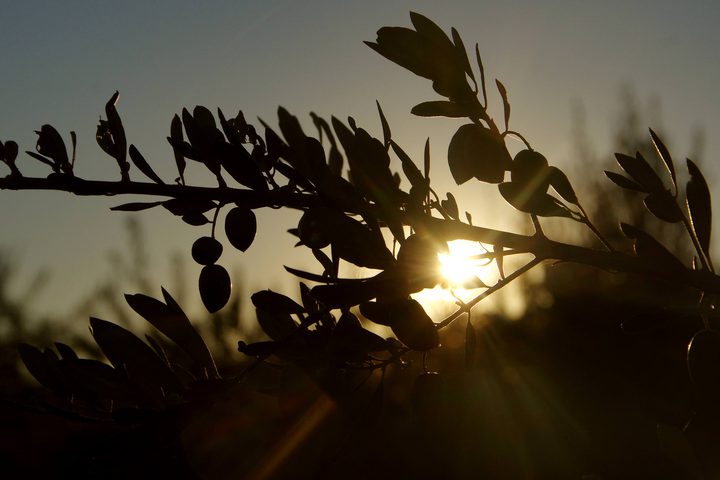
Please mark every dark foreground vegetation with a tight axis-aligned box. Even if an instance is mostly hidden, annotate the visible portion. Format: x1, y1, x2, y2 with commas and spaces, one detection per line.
1, 12, 718, 479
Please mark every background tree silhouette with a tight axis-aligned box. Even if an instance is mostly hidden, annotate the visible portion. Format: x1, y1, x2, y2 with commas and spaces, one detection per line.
1, 11, 719, 480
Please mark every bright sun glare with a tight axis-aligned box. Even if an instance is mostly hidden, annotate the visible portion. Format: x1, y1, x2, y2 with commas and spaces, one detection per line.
413, 240, 498, 312
439, 240, 492, 288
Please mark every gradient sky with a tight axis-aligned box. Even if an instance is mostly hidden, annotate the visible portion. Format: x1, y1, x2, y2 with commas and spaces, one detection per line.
1, 0, 719, 321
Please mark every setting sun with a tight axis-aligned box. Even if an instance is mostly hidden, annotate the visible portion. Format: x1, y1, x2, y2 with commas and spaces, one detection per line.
412, 240, 498, 314
438, 240, 493, 288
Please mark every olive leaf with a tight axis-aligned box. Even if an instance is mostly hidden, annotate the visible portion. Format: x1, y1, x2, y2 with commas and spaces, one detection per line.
169, 114, 186, 184
495, 79, 510, 131
99, 91, 129, 180
28, 125, 72, 174
451, 26, 474, 84
312, 248, 334, 275
70, 132, 77, 168
686, 159, 712, 259
604, 170, 646, 192
277, 106, 306, 150
376, 100, 392, 148
181, 106, 224, 184
110, 201, 165, 212
217, 108, 249, 147
424, 137, 431, 181
620, 223, 685, 271
391, 140, 428, 196
649, 128, 677, 194
346, 127, 403, 207
163, 198, 216, 216
54, 342, 78, 360
18, 343, 68, 395
309, 112, 337, 148
0, 140, 20, 176
182, 214, 208, 226
441, 192, 459, 219
548, 167, 578, 205
366, 12, 472, 101
411, 101, 470, 118
59, 358, 137, 405
475, 43, 487, 107
129, 145, 165, 184
217, 142, 268, 191
307, 206, 394, 269
311, 272, 405, 309
614, 152, 664, 194
251, 290, 305, 315
125, 289, 218, 378
329, 311, 387, 361
256, 307, 298, 342
89, 317, 183, 397
498, 182, 572, 218
643, 192, 683, 223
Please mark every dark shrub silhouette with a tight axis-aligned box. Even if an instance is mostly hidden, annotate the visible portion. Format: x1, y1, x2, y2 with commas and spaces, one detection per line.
1, 12, 718, 479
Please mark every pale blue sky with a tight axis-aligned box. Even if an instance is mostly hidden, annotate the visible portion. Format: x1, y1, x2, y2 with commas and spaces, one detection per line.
1, 1, 719, 319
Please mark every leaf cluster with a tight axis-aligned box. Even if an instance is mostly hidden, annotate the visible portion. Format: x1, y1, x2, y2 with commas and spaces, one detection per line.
3, 15, 720, 461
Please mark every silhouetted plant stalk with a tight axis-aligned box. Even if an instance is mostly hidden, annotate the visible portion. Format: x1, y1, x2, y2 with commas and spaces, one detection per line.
2, 12, 718, 426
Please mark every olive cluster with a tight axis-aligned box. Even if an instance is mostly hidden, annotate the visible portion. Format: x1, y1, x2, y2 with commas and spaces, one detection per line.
191, 206, 256, 313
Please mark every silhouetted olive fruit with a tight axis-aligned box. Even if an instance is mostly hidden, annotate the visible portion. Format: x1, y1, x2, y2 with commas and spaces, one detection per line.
397, 234, 439, 266
511, 149, 550, 193
191, 236, 223, 265
687, 329, 720, 401
225, 207, 256, 252
390, 298, 439, 351
397, 234, 446, 289
298, 210, 330, 249
448, 124, 511, 185
199, 264, 231, 313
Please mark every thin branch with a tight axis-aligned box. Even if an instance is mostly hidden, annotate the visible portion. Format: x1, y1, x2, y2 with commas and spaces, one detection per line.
0, 175, 320, 209
435, 257, 542, 330
503, 130, 533, 150
531, 214, 544, 237
210, 203, 223, 238
4, 174, 720, 294
469, 249, 523, 261
418, 217, 720, 294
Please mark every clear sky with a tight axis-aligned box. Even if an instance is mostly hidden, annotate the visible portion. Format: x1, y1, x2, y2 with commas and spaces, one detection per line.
1, 0, 719, 320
